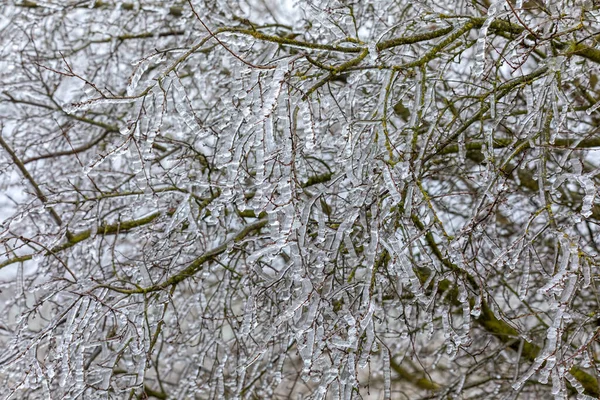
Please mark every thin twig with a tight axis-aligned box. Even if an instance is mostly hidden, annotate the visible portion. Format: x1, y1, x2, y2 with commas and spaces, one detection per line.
187, 0, 275, 70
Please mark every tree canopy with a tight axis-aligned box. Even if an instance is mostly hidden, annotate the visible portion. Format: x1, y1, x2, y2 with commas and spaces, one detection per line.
2, 0, 600, 398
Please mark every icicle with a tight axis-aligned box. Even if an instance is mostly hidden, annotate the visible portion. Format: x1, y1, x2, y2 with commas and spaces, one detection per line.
127, 55, 157, 96
343, 234, 357, 261
586, 99, 600, 115
165, 194, 191, 236
474, 1, 504, 76
16, 262, 23, 296
403, 184, 413, 218
298, 194, 320, 250
441, 305, 455, 355
216, 355, 227, 399
262, 59, 288, 119
490, 89, 496, 119
582, 257, 591, 288
263, 114, 276, 157
300, 103, 317, 151
274, 278, 313, 327
518, 249, 531, 300
515, 0, 523, 11
460, 301, 471, 345
358, 318, 375, 368
382, 347, 391, 400
240, 295, 254, 337
368, 42, 378, 62
455, 374, 467, 395
409, 71, 421, 129
577, 395, 598, 400
425, 310, 435, 341
383, 166, 403, 205
172, 77, 201, 133
471, 295, 481, 318
565, 371, 585, 394
298, 328, 315, 379
339, 314, 358, 350
64, 96, 138, 114
539, 245, 570, 294
246, 240, 285, 266
331, 209, 359, 256
578, 350, 591, 368
365, 221, 379, 272
560, 275, 578, 305
296, 295, 320, 333
551, 366, 567, 398
33, 359, 51, 399
576, 175, 595, 218
458, 130, 466, 164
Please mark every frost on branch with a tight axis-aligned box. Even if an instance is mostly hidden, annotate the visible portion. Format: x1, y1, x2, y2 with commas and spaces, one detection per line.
2, 0, 600, 399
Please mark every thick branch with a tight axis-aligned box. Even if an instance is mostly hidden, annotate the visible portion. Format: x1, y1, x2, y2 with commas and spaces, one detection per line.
104, 218, 268, 294
0, 134, 63, 227
19, 1, 184, 17
389, 358, 441, 391
409, 214, 600, 397
0, 212, 162, 270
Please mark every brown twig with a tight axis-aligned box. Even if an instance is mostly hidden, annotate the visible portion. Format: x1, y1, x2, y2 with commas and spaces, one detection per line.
187, 0, 275, 70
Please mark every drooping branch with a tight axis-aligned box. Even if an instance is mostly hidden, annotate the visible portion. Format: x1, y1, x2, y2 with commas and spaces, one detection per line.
0, 133, 63, 227
102, 218, 268, 294
0, 212, 162, 270
408, 214, 600, 397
